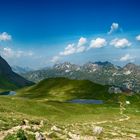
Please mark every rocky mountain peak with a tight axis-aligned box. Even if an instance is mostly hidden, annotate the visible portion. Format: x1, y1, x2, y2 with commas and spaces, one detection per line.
94, 61, 114, 67
123, 63, 139, 71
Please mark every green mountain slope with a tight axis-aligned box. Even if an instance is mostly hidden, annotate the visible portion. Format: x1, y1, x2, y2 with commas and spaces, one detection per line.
17, 77, 112, 101
0, 75, 17, 90
0, 56, 33, 90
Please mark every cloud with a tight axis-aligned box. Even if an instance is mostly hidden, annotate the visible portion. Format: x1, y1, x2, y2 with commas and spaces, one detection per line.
59, 44, 76, 56
108, 22, 119, 34
120, 54, 135, 62
77, 37, 87, 47
51, 56, 60, 63
59, 37, 87, 56
136, 35, 140, 41
110, 38, 131, 48
76, 46, 85, 53
2, 48, 25, 58
1, 47, 33, 58
59, 43, 86, 56
52, 37, 107, 63
89, 38, 107, 48
0, 32, 12, 41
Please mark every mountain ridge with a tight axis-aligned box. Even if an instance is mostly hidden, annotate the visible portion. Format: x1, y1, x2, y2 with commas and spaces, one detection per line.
0, 56, 34, 90
21, 61, 140, 93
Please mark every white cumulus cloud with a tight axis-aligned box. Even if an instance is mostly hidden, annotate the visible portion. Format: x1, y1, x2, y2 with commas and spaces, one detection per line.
59, 37, 87, 56
89, 38, 107, 48
108, 22, 119, 35
77, 37, 87, 47
59, 44, 76, 56
120, 54, 135, 62
110, 38, 131, 48
0, 32, 12, 41
136, 35, 140, 41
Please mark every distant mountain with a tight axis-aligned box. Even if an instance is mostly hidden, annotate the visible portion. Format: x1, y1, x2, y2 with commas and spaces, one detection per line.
17, 77, 111, 101
12, 65, 33, 74
21, 61, 140, 93
0, 56, 33, 90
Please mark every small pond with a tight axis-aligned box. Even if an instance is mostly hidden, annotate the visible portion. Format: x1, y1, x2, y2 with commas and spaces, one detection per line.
0, 91, 16, 95
68, 99, 103, 104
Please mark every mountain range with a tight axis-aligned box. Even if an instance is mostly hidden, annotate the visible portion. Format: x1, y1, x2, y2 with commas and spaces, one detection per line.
12, 65, 33, 74
21, 61, 140, 93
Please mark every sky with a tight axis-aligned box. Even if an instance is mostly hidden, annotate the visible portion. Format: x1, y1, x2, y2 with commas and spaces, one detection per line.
0, 0, 140, 69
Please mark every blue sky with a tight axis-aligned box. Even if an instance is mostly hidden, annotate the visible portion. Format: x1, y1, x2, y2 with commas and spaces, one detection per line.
0, 0, 140, 68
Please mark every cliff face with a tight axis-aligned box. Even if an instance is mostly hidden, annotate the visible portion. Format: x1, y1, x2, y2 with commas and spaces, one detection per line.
0, 56, 33, 89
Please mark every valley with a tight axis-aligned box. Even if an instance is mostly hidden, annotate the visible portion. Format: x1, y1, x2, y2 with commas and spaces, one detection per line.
0, 94, 140, 139
1, 0, 140, 139
0, 56, 140, 139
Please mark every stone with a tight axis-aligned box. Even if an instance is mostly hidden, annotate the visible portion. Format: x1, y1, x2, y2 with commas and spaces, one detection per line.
93, 126, 103, 135
35, 132, 46, 140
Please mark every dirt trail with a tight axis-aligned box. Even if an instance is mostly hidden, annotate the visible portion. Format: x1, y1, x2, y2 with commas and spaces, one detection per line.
73, 101, 130, 126
95, 101, 130, 124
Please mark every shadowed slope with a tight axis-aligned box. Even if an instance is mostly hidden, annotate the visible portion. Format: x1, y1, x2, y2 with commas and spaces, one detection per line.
0, 56, 33, 90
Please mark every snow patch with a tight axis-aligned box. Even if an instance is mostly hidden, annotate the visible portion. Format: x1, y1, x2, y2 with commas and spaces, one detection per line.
123, 70, 131, 75
65, 70, 70, 73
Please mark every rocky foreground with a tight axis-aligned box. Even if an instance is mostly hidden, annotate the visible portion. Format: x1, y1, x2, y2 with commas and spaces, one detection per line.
1, 101, 139, 140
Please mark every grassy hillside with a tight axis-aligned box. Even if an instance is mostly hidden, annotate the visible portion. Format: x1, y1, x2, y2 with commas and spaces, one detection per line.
0, 95, 140, 139
0, 75, 18, 90
1, 77, 140, 139
17, 77, 113, 101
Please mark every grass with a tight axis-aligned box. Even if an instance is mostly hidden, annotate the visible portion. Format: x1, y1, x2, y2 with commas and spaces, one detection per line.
0, 96, 140, 139
0, 89, 7, 92
0, 75, 17, 90
0, 96, 118, 123
17, 77, 114, 101
0, 77, 140, 139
